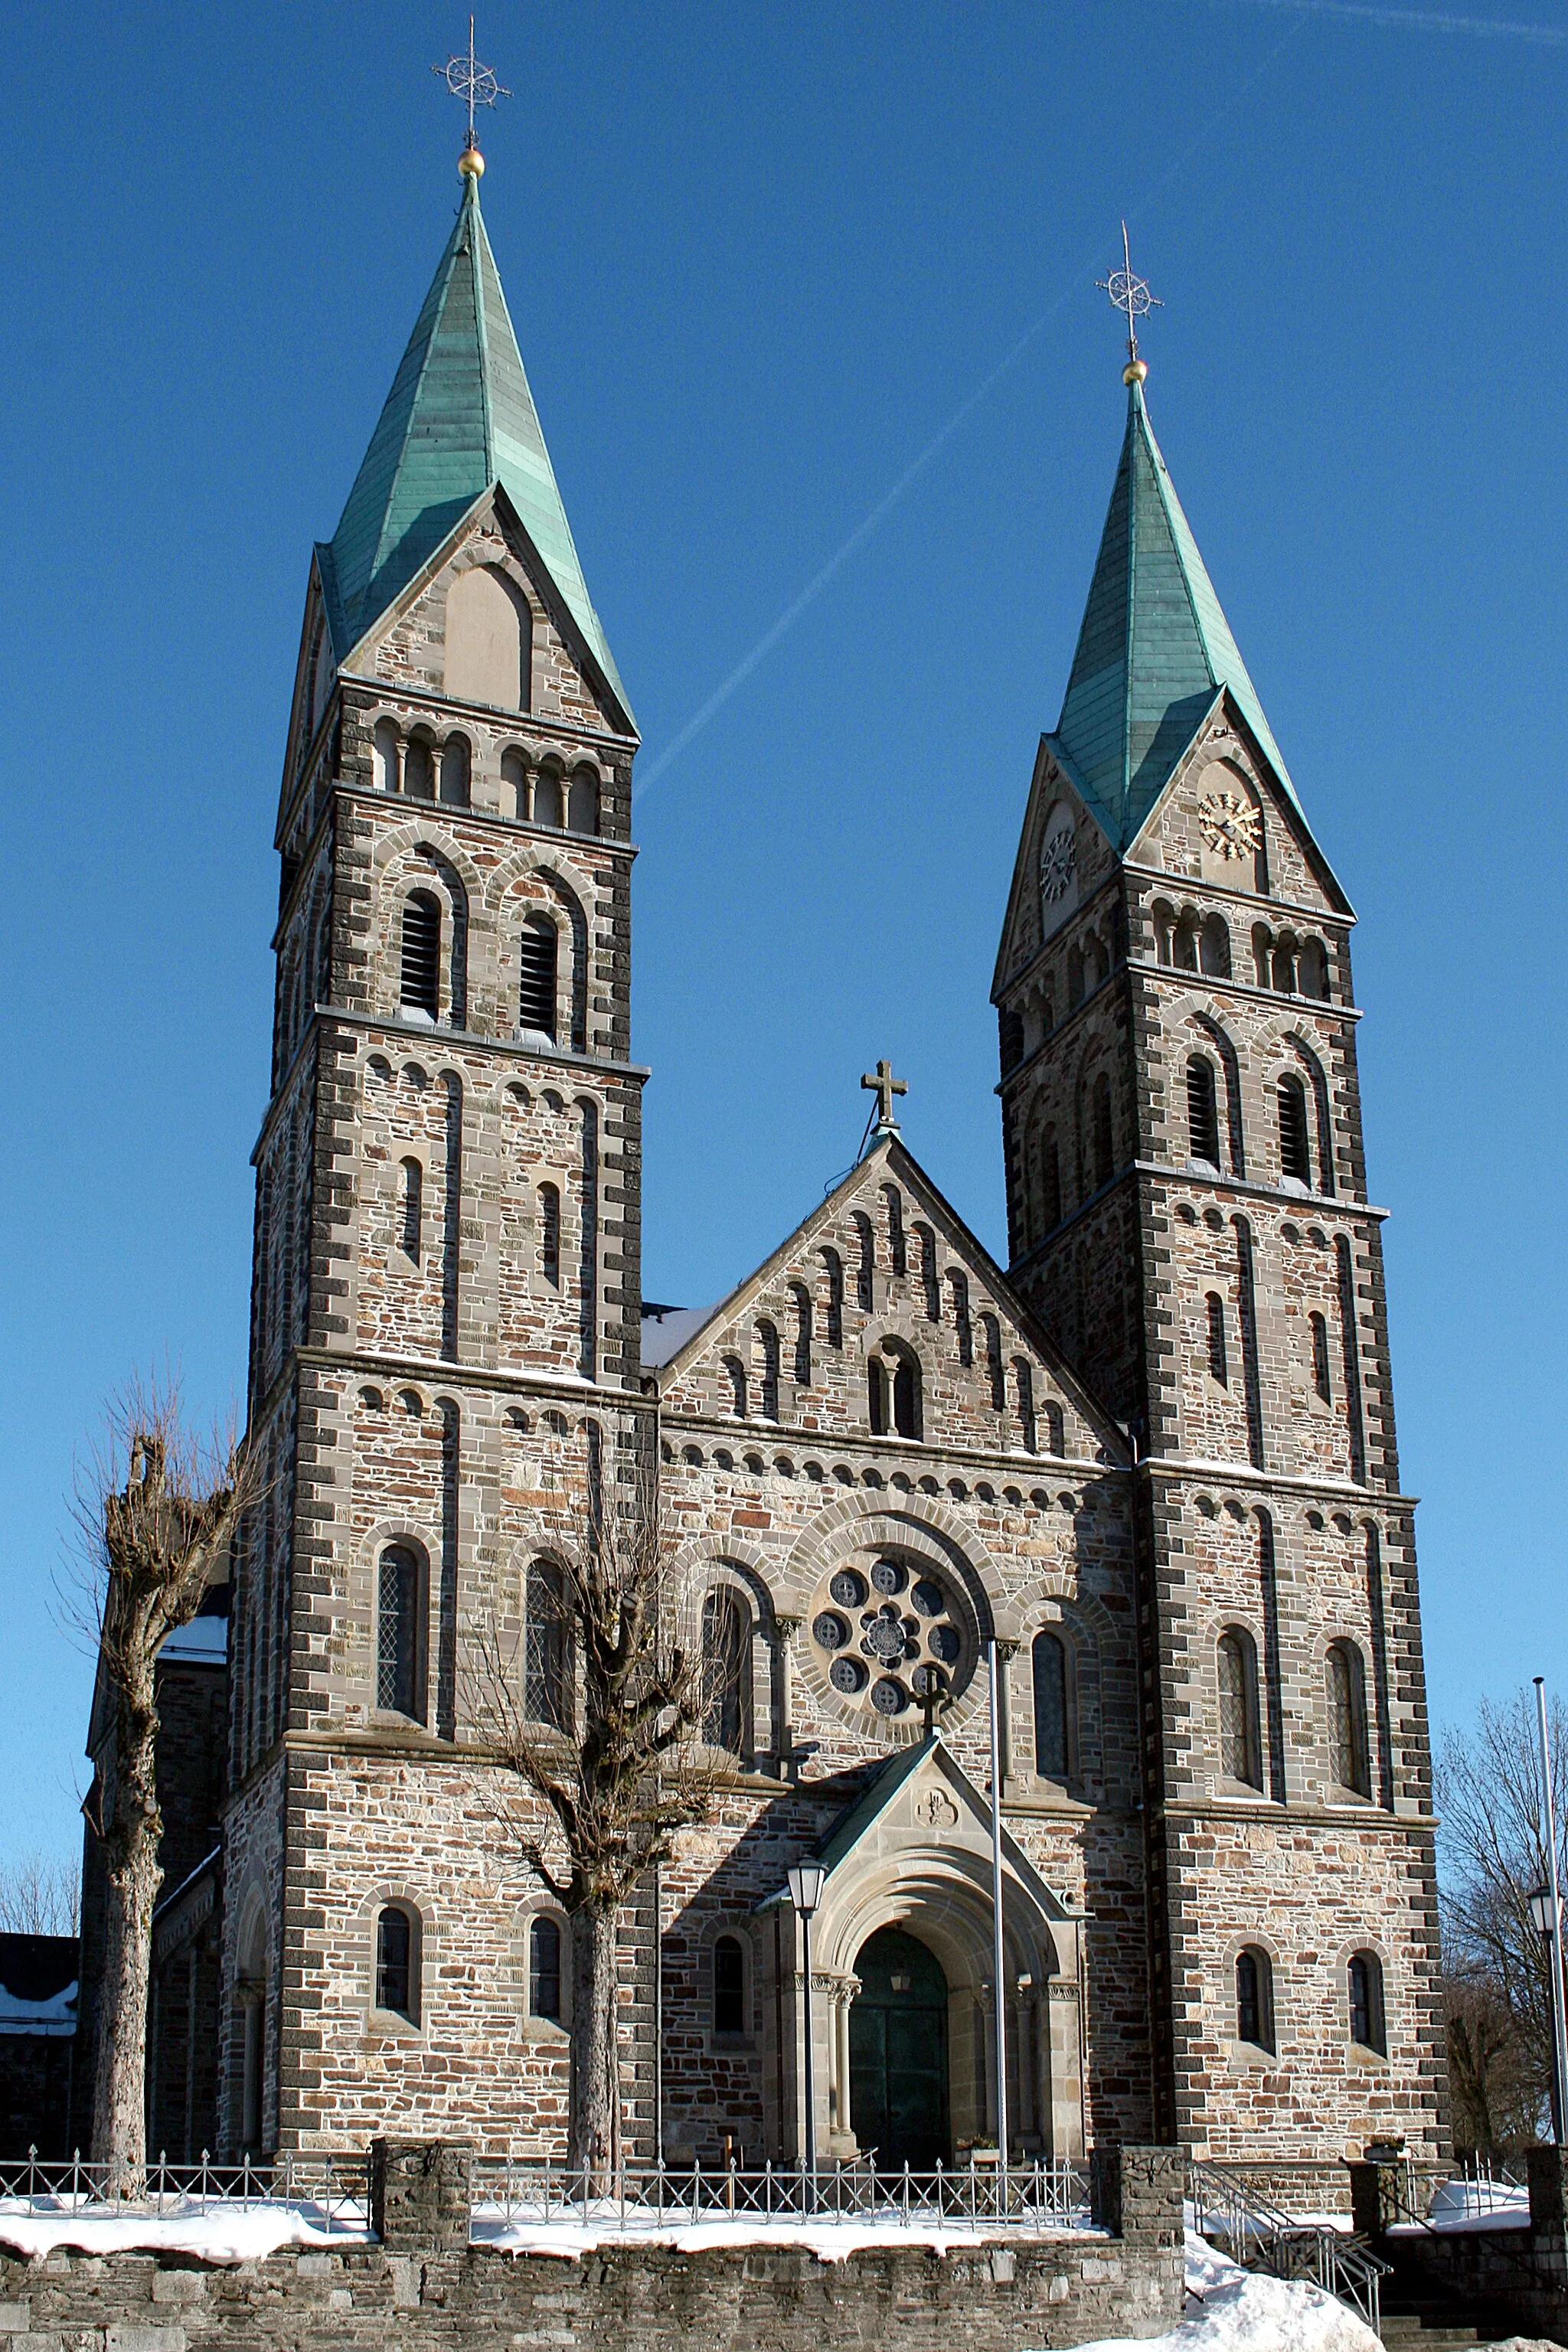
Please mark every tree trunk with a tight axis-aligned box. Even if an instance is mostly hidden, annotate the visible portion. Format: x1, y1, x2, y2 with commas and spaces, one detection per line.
570, 1903, 621, 2188
90, 1690, 163, 2191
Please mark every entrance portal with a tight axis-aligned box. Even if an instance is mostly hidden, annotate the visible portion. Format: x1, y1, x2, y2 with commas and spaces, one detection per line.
848, 1927, 949, 2169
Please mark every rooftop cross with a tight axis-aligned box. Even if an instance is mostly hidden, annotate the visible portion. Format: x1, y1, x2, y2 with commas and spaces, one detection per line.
861, 1059, 907, 1135
433, 15, 511, 172
1096, 220, 1161, 385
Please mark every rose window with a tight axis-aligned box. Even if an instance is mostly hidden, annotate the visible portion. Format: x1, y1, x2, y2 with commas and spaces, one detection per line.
806, 1556, 972, 1723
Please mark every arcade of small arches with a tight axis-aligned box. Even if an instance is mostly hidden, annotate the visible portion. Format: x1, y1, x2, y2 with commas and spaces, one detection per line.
369, 713, 605, 837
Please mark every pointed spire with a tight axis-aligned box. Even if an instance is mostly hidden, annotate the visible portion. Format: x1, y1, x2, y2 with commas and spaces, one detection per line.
318, 170, 632, 727
1050, 377, 1296, 850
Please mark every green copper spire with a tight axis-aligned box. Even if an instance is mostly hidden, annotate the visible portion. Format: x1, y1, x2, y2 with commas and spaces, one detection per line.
1050, 380, 1295, 849
318, 171, 631, 726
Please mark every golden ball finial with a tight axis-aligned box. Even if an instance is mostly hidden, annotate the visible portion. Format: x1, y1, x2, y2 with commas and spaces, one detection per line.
1123, 357, 1148, 386
459, 142, 485, 179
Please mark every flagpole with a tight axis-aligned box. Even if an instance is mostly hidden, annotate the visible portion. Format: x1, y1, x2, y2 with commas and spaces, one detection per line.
988, 1638, 1009, 2171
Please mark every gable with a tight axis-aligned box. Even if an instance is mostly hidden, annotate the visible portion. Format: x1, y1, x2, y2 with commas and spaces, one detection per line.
992, 740, 1122, 1001
274, 558, 338, 838
655, 1135, 1124, 1465
1126, 691, 1351, 919
808, 1737, 1076, 1923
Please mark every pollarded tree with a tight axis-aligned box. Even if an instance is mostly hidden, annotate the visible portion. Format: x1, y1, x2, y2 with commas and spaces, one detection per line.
63, 1377, 259, 2190
469, 1477, 723, 2184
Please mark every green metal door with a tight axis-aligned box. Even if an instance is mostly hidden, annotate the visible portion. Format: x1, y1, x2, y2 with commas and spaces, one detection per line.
848, 1927, 949, 2170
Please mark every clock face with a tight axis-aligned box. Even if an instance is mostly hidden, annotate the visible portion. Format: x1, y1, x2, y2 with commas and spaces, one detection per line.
1197, 790, 1261, 861
1039, 825, 1077, 903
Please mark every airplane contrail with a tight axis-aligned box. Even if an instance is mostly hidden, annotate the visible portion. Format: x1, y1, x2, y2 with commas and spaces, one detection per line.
632, 16, 1308, 803
1210, 0, 1566, 42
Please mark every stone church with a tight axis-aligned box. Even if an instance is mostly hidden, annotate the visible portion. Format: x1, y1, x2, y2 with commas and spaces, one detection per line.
86, 143, 1446, 2178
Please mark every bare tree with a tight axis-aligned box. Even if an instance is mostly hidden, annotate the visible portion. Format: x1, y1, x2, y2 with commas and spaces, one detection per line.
61, 1376, 260, 2190
1442, 1949, 1540, 2157
467, 1482, 724, 2184
1437, 1686, 1568, 2144
0, 1851, 81, 1939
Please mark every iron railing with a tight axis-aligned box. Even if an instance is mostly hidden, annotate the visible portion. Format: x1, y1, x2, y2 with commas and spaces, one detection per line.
0, 2145, 368, 2230
472, 2154, 1094, 2232
1189, 2157, 1389, 2338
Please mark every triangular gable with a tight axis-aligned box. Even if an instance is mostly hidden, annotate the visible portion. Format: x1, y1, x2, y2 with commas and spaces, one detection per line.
654, 1132, 1126, 1460
756, 1736, 1075, 1923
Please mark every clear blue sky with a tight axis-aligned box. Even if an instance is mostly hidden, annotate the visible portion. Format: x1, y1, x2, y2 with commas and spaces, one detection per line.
2, 0, 1563, 1877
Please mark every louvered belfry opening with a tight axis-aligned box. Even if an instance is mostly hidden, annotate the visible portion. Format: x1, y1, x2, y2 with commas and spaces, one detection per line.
1279, 1075, 1312, 1184
400, 890, 442, 1018
1186, 1056, 1220, 1167
519, 915, 557, 1039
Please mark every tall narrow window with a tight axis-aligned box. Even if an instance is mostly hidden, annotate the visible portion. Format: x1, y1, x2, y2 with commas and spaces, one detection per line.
399, 1158, 423, 1264
438, 735, 470, 807
403, 737, 435, 799
724, 1354, 747, 1419
400, 892, 441, 1019
1200, 913, 1231, 978
1187, 1057, 1220, 1168
868, 1357, 887, 1437
789, 1282, 812, 1386
1278, 1076, 1312, 1186
567, 768, 599, 834
819, 1248, 843, 1349
1206, 1292, 1229, 1386
983, 1315, 1005, 1411
375, 1906, 414, 2020
1348, 1952, 1386, 2054
1310, 1311, 1332, 1403
890, 1350, 920, 1440
916, 1227, 940, 1321
534, 769, 564, 828
949, 1272, 972, 1366
376, 1545, 420, 1717
1014, 1359, 1037, 1453
501, 747, 528, 818
853, 1213, 874, 1312
538, 1184, 561, 1287
1328, 1641, 1370, 1797
519, 916, 557, 1040
1217, 1629, 1261, 1788
530, 1916, 562, 2022
1091, 1075, 1115, 1187
373, 716, 399, 793
702, 1589, 746, 1754
883, 1185, 906, 1276
1236, 1947, 1275, 2053
756, 1319, 780, 1421
1033, 1630, 1070, 1778
524, 1557, 568, 1730
713, 1935, 746, 2035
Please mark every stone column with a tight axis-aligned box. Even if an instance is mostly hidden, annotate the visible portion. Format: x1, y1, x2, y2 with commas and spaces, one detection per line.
370, 2138, 473, 2251
826, 1973, 861, 2158
774, 1615, 801, 1775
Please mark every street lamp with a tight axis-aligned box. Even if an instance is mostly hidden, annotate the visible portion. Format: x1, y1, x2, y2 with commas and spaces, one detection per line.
787, 1862, 827, 2179
1529, 1882, 1568, 2145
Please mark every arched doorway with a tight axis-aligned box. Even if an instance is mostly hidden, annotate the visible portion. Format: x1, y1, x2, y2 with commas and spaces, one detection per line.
848, 1927, 949, 2169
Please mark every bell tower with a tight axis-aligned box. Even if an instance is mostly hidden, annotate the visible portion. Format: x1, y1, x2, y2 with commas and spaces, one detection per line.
221, 136, 648, 2154
992, 325, 1446, 2161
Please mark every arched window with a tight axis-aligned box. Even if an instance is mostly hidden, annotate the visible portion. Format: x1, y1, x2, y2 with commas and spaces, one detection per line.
399, 1158, 423, 1264
376, 1545, 421, 1718
915, 1225, 940, 1321
403, 735, 435, 800
1298, 939, 1331, 1000
982, 1314, 1005, 1411
400, 892, 441, 1020
530, 1916, 563, 2021
1090, 1075, 1114, 1187
1044, 1401, 1065, 1456
438, 735, 470, 808
375, 1906, 416, 2021
1206, 1292, 1228, 1387
1236, 1947, 1275, 2053
819, 1248, 844, 1349
999, 1008, 1024, 1073
883, 1185, 906, 1276
1033, 1630, 1070, 1778
702, 1589, 747, 1754
893, 1351, 920, 1439
1187, 1057, 1220, 1168
1328, 1641, 1370, 1797
1272, 939, 1296, 994
1310, 1310, 1332, 1403
524, 1557, 569, 1730
1217, 1628, 1261, 1788
501, 747, 528, 819
567, 768, 599, 835
372, 716, 398, 793
518, 915, 557, 1040
537, 1183, 560, 1288
1278, 1075, 1312, 1186
1348, 1951, 1386, 2054
1014, 1359, 1037, 1453
1086, 933, 1109, 990
852, 1213, 875, 1312
756, 1319, 780, 1421
1174, 914, 1200, 972
533, 767, 564, 828
789, 1282, 812, 1386
724, 1354, 747, 1419
948, 1271, 972, 1365
713, 1935, 746, 2036
1200, 913, 1231, 978
1040, 1129, 1062, 1231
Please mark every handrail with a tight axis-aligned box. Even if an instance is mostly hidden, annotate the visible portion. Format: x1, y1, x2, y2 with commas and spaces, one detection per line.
0, 2145, 368, 2226
469, 2153, 1094, 2232
1189, 2157, 1389, 2340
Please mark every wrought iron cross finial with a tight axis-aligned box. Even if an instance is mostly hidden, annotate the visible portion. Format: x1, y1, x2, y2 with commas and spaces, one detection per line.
861, 1060, 907, 1132
1097, 221, 1161, 369
433, 15, 511, 153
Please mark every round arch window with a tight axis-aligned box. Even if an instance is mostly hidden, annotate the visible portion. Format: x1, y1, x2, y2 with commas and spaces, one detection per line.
806, 1553, 974, 1726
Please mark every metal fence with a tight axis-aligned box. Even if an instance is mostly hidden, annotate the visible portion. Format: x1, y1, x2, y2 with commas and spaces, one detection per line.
472, 2154, 1094, 2232
1188, 2157, 1389, 2338
0, 2146, 369, 2230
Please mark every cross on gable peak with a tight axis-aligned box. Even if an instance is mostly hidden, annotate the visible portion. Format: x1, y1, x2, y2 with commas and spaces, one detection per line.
861, 1059, 907, 1137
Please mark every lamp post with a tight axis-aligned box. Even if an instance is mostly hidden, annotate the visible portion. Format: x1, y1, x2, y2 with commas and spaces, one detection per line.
1534, 1678, 1568, 2148
787, 1862, 827, 2182
1529, 1883, 1568, 2145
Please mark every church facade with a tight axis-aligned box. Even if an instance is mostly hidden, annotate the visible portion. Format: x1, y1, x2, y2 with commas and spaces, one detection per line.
214, 152, 1445, 2175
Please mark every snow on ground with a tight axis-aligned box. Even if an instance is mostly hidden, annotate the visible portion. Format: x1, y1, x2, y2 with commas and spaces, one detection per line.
0, 2198, 371, 2264
471, 2201, 1097, 2262
1040, 2233, 1380, 2352
1415, 2178, 1532, 2232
